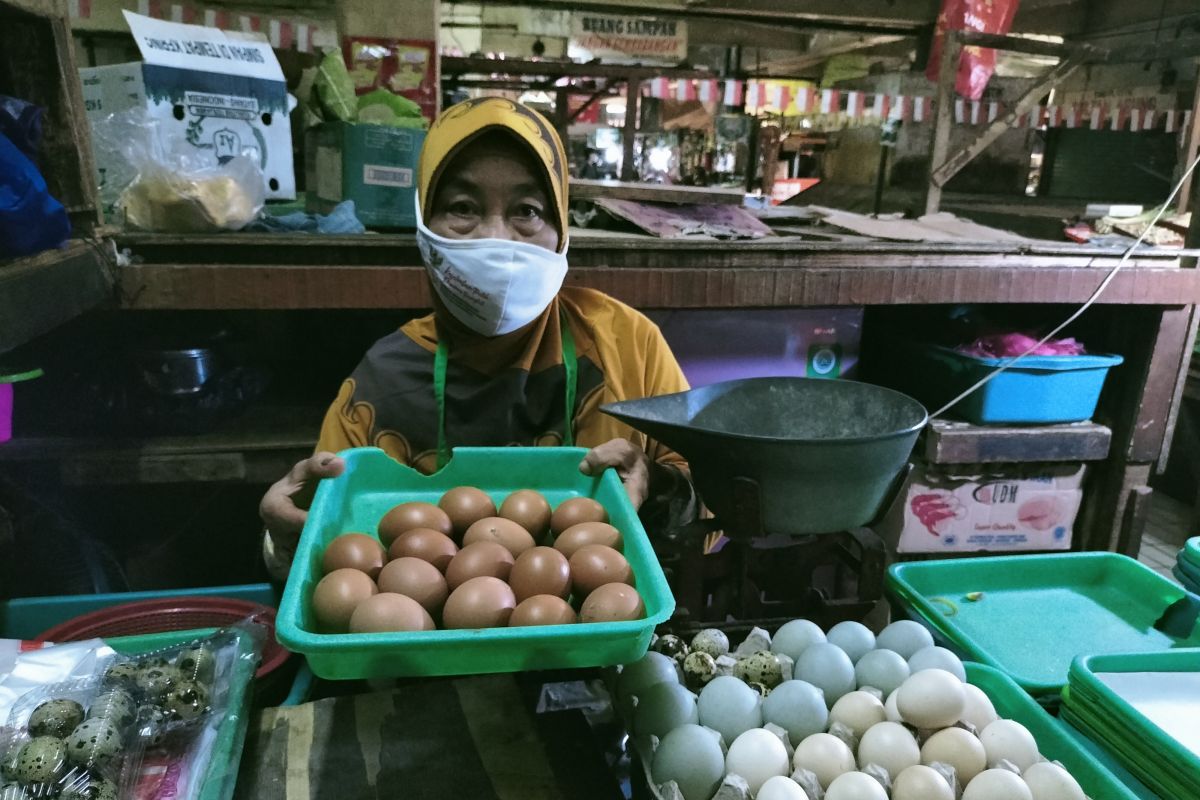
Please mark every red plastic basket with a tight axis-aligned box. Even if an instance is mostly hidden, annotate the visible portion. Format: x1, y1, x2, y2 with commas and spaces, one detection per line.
36, 597, 290, 679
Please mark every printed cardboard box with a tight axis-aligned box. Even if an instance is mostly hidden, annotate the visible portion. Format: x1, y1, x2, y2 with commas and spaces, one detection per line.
880, 461, 1085, 553
79, 11, 295, 200
305, 122, 425, 229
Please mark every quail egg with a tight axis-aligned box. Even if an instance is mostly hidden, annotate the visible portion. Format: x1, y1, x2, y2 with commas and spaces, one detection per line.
12, 736, 68, 785
59, 774, 119, 800
135, 664, 185, 701
139, 706, 170, 747
173, 644, 216, 684
0, 783, 30, 800
0, 748, 18, 781
88, 689, 137, 729
162, 680, 211, 722
682, 651, 719, 689
691, 629, 730, 659
651, 634, 689, 661
101, 662, 140, 689
734, 651, 785, 689
65, 717, 124, 770
27, 699, 85, 739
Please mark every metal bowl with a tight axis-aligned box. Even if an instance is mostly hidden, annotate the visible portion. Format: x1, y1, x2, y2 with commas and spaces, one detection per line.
136, 347, 219, 396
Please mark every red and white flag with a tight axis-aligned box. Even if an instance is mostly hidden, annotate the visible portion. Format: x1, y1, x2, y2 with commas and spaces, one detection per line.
846, 91, 865, 117
698, 80, 719, 104
296, 23, 312, 52
1046, 106, 1061, 127
1090, 104, 1108, 130
67, 0, 91, 16
169, 3, 182, 22
987, 101, 1000, 123
872, 93, 892, 119
820, 89, 840, 115
913, 96, 929, 122
773, 85, 791, 113
1029, 106, 1045, 128
723, 80, 743, 107
1062, 104, 1079, 128
1141, 108, 1156, 131
1110, 105, 1129, 131
676, 80, 697, 102
1128, 107, 1142, 132
648, 78, 669, 99
970, 100, 983, 125
746, 82, 764, 109
1165, 109, 1179, 133
796, 87, 815, 113
954, 98, 965, 123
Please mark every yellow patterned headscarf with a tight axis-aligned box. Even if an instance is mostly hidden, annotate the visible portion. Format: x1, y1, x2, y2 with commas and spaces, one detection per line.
417, 97, 569, 253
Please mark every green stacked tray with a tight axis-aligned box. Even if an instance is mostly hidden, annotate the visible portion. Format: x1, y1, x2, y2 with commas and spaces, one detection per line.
887, 553, 1200, 697
277, 447, 675, 679
1176, 538, 1200, 593
1062, 651, 1200, 800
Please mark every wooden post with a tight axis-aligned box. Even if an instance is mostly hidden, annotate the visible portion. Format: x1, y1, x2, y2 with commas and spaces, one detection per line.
923, 30, 961, 215
1178, 80, 1200, 217
554, 86, 570, 150
621, 78, 640, 182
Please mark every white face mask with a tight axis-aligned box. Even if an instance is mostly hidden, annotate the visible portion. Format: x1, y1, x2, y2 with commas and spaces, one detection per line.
415, 201, 568, 337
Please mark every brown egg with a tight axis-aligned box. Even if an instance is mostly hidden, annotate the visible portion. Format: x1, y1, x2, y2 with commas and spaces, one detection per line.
463, 517, 536, 558
349, 592, 435, 633
377, 557, 449, 615
311, 568, 378, 631
444, 541, 515, 590
569, 544, 633, 598
499, 490, 552, 540
510, 595, 578, 627
579, 583, 645, 623
438, 486, 497, 540
509, 546, 572, 602
553, 522, 624, 559
378, 502, 452, 546
322, 533, 386, 578
550, 497, 609, 536
442, 576, 516, 629
388, 528, 458, 573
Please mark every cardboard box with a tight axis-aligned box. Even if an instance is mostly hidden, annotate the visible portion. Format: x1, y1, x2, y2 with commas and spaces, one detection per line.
305, 122, 426, 229
646, 308, 863, 386
79, 12, 295, 200
881, 461, 1085, 554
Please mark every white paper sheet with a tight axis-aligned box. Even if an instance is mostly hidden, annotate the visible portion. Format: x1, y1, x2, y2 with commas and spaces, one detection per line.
1097, 671, 1200, 757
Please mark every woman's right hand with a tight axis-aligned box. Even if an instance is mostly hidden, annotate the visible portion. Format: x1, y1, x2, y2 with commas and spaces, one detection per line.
260, 452, 345, 554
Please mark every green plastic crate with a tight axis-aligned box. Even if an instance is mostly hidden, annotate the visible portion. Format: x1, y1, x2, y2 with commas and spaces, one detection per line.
964, 663, 1141, 800
887, 553, 1200, 697
276, 447, 675, 680
106, 627, 259, 800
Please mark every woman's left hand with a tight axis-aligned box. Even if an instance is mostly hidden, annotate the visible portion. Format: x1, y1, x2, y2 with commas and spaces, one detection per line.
580, 438, 668, 509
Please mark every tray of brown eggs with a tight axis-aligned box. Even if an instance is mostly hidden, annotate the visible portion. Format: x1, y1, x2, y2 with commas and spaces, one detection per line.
276, 447, 675, 679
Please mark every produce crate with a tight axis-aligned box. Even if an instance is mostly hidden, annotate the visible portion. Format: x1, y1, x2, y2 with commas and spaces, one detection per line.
276, 447, 675, 679
886, 553, 1200, 697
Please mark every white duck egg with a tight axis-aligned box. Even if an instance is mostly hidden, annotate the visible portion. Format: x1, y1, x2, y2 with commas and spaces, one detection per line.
908, 646, 966, 681
794, 643, 856, 709
829, 691, 886, 739
1022, 762, 1086, 800
652, 724, 726, 800
634, 682, 698, 740
826, 621, 876, 664
960, 683, 999, 733
896, 669, 966, 729
857, 721, 920, 777
876, 620, 935, 659
893, 764, 955, 800
921, 726, 988, 784
855, 649, 911, 696
771, 619, 827, 663
825, 771, 888, 800
762, 679, 828, 744
884, 689, 903, 722
726, 728, 791, 795
793, 733, 856, 789
757, 775, 809, 800
697, 675, 762, 746
618, 652, 680, 716
979, 719, 1039, 771
963, 768, 1034, 800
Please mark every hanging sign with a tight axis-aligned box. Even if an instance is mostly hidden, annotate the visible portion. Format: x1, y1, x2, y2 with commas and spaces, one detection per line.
569, 13, 687, 64
926, 0, 1021, 101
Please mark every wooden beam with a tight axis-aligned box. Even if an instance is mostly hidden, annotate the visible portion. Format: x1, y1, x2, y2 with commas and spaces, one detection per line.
568, 82, 619, 123
621, 78, 640, 182
956, 30, 1076, 60
569, 179, 744, 205
441, 56, 715, 82
930, 48, 1088, 189
0, 242, 111, 354
923, 420, 1112, 464
1179, 79, 1200, 217
922, 30, 961, 215
757, 35, 907, 75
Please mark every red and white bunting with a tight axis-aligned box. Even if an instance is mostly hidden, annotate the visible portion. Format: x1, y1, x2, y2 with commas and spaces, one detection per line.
795, 87, 815, 113
987, 101, 1000, 123
698, 80, 718, 104
773, 85, 791, 112
1090, 104, 1107, 130
648, 78, 669, 99
913, 96, 928, 122
723, 80, 743, 107
1046, 106, 1061, 127
953, 98, 964, 124
1110, 105, 1129, 131
1063, 104, 1079, 128
1165, 109, 1179, 133
819, 89, 840, 115
845, 91, 865, 117
1141, 108, 1156, 131
296, 23, 312, 53
1128, 107, 1142, 132
873, 93, 892, 119
745, 82, 763, 110
676, 80, 696, 102
67, 0, 91, 17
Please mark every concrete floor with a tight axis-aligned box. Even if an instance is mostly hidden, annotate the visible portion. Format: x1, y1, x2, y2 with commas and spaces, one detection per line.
1138, 491, 1192, 583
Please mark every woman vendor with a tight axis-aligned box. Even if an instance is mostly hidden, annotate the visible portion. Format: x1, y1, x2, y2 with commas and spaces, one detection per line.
260, 97, 697, 575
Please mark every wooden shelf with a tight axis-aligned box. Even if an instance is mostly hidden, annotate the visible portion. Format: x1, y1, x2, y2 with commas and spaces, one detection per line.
922, 419, 1113, 464
0, 403, 322, 484
0, 242, 111, 353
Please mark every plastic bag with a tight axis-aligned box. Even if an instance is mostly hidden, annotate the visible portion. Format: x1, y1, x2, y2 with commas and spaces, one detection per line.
314, 49, 357, 122
112, 111, 265, 233
0, 96, 43, 163
0, 131, 70, 260
356, 89, 426, 129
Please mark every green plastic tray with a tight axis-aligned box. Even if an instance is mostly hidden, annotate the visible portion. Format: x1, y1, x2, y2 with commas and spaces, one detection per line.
964, 663, 1141, 800
887, 553, 1200, 696
107, 627, 259, 800
1054, 716, 1160, 800
1063, 651, 1200, 799
276, 447, 675, 680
